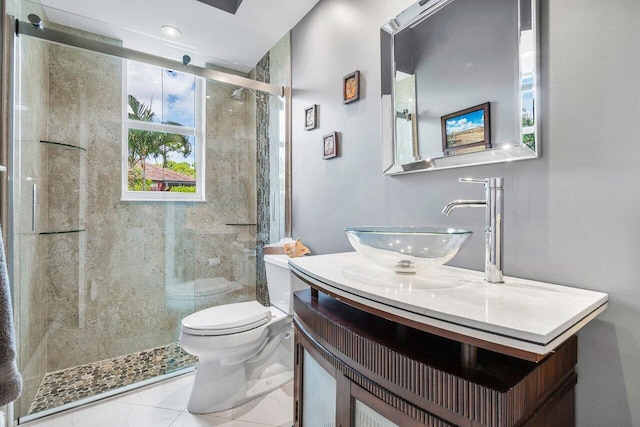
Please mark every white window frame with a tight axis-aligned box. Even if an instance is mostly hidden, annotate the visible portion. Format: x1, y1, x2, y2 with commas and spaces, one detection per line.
121, 61, 206, 202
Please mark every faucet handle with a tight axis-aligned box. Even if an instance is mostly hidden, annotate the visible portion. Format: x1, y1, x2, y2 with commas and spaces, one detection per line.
459, 177, 503, 188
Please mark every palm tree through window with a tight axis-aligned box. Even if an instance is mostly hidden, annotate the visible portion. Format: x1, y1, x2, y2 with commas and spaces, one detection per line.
123, 61, 204, 200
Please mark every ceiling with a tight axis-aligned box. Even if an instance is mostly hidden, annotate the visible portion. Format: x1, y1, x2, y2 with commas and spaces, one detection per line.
37, 0, 320, 72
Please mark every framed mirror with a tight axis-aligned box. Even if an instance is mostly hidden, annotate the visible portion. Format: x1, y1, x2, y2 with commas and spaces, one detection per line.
381, 0, 539, 175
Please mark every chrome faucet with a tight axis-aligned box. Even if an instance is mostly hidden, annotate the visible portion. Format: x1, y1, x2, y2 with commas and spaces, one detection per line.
442, 177, 504, 283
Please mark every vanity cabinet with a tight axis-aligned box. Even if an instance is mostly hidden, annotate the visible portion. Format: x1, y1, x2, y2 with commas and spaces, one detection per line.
289, 252, 606, 427
293, 289, 577, 427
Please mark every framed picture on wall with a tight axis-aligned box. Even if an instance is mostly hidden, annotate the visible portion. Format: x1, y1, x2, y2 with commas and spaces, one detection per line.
323, 132, 338, 159
441, 102, 491, 156
304, 105, 318, 130
343, 71, 360, 104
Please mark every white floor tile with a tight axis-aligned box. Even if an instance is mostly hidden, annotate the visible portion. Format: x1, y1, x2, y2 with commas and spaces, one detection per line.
115, 373, 194, 411
24, 401, 182, 427
21, 376, 292, 427
170, 412, 276, 427
213, 384, 293, 427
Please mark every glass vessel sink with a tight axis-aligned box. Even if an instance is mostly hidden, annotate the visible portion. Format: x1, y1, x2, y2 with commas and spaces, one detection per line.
345, 226, 472, 274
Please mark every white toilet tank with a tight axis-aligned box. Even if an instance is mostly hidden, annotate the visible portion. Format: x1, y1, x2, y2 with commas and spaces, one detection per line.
264, 254, 307, 314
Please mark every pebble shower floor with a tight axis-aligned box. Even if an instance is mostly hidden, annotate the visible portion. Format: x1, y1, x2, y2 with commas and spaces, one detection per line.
28, 343, 196, 415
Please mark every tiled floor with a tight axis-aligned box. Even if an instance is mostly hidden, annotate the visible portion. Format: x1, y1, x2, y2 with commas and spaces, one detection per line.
22, 372, 294, 427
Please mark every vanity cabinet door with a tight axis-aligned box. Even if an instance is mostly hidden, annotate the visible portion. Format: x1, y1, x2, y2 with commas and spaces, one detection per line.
301, 348, 337, 426
350, 383, 452, 427
353, 399, 398, 427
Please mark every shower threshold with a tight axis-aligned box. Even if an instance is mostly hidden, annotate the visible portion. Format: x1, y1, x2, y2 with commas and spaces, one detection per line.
22, 342, 196, 422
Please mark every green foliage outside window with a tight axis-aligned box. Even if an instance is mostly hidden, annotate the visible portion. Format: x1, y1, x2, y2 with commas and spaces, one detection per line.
165, 161, 196, 177
169, 186, 197, 193
127, 95, 193, 191
522, 110, 535, 150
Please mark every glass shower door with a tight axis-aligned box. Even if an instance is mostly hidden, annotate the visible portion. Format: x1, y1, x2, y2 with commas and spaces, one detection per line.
13, 35, 200, 419
11, 6, 288, 419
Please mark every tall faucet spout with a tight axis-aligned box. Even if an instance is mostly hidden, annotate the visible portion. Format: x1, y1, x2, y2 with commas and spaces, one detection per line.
442, 200, 486, 216
442, 177, 504, 283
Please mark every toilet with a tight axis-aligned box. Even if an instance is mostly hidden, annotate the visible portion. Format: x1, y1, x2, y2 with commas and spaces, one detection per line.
179, 254, 307, 414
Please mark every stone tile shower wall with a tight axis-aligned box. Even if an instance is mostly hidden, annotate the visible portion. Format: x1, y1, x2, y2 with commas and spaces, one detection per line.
45, 37, 127, 371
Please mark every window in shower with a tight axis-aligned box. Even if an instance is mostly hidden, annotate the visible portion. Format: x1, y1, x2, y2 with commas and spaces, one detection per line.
122, 60, 205, 201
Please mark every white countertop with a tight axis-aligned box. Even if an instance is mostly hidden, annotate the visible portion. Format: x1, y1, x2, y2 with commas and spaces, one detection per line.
289, 252, 608, 356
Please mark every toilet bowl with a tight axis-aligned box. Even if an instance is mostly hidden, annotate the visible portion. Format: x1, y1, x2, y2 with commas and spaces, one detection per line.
179, 254, 306, 414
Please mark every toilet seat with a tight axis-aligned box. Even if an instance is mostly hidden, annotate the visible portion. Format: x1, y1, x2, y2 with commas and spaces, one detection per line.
182, 301, 273, 336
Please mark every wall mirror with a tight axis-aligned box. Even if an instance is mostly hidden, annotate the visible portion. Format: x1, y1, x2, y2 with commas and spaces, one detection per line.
381, 0, 539, 175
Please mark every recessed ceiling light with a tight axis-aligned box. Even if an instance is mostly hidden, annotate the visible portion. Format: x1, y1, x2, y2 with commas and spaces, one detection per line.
161, 25, 181, 38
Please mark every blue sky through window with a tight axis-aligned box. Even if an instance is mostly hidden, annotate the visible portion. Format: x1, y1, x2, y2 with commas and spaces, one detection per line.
128, 62, 196, 128
128, 61, 197, 166
522, 91, 534, 115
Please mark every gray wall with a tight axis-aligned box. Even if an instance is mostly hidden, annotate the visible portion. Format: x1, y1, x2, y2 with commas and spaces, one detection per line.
408, 0, 518, 158
291, 0, 640, 425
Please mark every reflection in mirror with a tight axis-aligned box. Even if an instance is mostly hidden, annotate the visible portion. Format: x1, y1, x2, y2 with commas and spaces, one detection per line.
381, 0, 539, 175
395, 72, 419, 164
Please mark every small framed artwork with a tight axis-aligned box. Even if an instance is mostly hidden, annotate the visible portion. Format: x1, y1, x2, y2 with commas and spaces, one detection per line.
304, 104, 318, 130
441, 102, 491, 156
323, 132, 338, 160
343, 70, 360, 104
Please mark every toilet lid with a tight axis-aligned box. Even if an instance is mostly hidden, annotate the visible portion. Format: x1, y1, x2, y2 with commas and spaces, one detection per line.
181, 301, 272, 336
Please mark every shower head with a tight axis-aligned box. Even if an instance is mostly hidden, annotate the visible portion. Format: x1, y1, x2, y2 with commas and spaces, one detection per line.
28, 14, 43, 28
230, 87, 256, 103
230, 87, 246, 102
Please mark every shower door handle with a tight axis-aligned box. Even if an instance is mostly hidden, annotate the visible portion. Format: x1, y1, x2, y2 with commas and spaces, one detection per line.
32, 184, 37, 232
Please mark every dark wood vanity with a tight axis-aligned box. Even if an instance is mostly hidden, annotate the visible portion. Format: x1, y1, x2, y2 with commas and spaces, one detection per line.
288, 252, 607, 427
293, 288, 577, 427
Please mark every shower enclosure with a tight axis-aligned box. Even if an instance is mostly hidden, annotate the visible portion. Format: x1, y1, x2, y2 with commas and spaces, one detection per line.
4, 2, 290, 422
